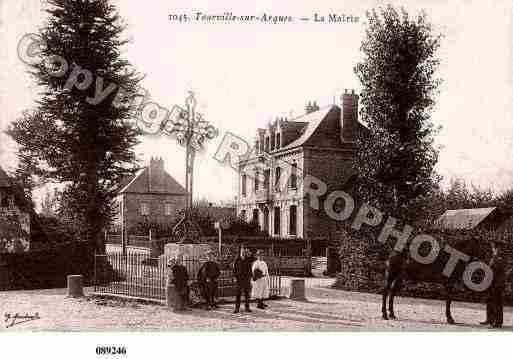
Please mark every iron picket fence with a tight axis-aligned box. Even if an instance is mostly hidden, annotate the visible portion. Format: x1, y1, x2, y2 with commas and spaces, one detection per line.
93, 252, 282, 302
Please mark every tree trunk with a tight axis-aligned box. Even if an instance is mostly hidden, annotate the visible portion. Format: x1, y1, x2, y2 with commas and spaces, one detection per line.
86, 156, 105, 254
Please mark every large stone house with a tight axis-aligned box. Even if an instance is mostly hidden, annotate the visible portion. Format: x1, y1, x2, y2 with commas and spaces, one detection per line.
114, 158, 187, 230
237, 90, 364, 239
0, 166, 32, 252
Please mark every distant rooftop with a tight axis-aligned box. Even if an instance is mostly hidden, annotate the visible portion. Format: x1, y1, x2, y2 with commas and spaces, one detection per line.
118, 158, 186, 195
435, 207, 498, 230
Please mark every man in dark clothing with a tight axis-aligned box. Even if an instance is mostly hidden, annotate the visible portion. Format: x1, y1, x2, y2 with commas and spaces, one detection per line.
170, 258, 190, 312
488, 242, 506, 329
480, 241, 507, 328
233, 247, 256, 313
197, 252, 220, 310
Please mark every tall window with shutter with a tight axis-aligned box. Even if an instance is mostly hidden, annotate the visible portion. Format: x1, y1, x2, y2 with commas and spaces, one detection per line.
274, 207, 281, 236
275, 167, 281, 191
264, 169, 270, 190
252, 208, 259, 226
254, 170, 259, 191
290, 162, 298, 189
289, 205, 297, 235
241, 174, 247, 196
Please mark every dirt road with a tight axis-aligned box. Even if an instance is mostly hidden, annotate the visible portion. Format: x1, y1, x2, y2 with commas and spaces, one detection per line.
1, 286, 511, 331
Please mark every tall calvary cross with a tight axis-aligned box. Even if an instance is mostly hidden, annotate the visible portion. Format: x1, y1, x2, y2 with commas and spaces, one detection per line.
162, 91, 218, 243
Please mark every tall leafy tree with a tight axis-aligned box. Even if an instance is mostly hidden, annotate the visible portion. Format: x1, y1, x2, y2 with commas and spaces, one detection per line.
7, 0, 142, 252
354, 6, 442, 222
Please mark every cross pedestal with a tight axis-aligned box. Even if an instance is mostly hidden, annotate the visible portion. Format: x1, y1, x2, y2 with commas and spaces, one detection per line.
160, 243, 212, 278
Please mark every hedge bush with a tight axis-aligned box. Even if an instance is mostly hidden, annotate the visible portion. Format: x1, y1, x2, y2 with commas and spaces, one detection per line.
333, 226, 513, 305
0, 241, 96, 290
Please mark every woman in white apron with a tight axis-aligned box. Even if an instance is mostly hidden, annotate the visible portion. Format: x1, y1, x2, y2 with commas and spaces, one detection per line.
251, 250, 270, 309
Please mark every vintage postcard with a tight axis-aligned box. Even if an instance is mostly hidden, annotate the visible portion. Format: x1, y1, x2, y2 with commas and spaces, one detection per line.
1, 0, 513, 357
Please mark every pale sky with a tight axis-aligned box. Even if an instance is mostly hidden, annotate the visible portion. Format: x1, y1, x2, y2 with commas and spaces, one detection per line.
1, 0, 513, 205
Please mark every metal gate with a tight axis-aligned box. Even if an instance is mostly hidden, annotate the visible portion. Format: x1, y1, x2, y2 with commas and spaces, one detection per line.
93, 252, 282, 302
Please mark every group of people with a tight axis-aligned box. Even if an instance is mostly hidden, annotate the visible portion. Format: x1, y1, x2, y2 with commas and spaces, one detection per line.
166, 248, 270, 313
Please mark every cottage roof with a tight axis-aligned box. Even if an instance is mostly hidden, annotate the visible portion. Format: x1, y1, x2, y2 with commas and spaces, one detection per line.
435, 207, 498, 230
118, 167, 186, 195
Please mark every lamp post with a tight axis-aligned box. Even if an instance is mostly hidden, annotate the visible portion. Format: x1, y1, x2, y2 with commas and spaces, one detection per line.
162, 91, 218, 243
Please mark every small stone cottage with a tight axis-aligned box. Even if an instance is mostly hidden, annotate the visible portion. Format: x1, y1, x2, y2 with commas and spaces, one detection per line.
113, 157, 187, 230
0, 166, 32, 253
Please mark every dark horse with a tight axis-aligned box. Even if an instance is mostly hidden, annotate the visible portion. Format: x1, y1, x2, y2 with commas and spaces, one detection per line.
382, 238, 487, 324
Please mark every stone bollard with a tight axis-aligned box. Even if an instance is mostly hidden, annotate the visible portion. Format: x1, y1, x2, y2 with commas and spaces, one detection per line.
67, 275, 84, 298
289, 279, 306, 301
166, 284, 187, 312
166, 284, 177, 308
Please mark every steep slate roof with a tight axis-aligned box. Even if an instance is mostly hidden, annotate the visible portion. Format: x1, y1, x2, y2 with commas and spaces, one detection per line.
244, 102, 367, 163
278, 106, 334, 151
0, 166, 11, 187
435, 207, 498, 230
279, 104, 365, 151
118, 167, 186, 195
280, 121, 308, 147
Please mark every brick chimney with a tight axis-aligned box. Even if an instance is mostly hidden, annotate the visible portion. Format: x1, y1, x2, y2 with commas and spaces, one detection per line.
148, 156, 165, 192
341, 89, 359, 142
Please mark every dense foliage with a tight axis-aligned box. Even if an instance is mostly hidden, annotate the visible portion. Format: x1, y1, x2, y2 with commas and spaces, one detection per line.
7, 0, 142, 252
122, 204, 264, 238
354, 6, 442, 222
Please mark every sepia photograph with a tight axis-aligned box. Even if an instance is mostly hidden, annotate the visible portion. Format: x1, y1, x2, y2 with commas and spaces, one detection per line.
1, 0, 513, 357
